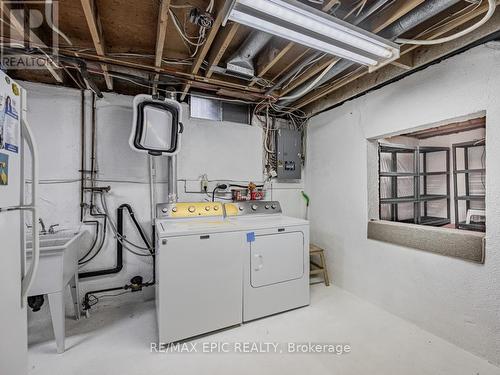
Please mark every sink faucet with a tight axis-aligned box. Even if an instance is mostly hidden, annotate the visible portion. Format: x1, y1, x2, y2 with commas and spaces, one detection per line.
39, 218, 47, 234
48, 224, 59, 234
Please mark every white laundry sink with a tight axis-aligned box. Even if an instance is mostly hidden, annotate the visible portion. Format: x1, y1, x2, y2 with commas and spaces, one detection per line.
26, 229, 88, 353
26, 230, 86, 297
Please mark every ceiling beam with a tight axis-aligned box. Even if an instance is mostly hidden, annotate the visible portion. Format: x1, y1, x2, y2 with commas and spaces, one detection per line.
56, 48, 267, 96
293, 1, 498, 110
153, 0, 171, 89
80, 0, 113, 90
205, 21, 240, 78
303, 6, 500, 115
401, 117, 485, 139
154, 0, 171, 68
0, 3, 63, 83
180, 0, 232, 101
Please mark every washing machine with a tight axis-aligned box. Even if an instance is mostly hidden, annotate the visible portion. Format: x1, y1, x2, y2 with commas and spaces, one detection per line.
155, 202, 244, 345
225, 201, 310, 322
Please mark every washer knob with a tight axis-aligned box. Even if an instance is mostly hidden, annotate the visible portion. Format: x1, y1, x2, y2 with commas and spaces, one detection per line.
188, 206, 196, 213
162, 207, 168, 213
172, 207, 177, 213
251, 204, 258, 211
205, 206, 210, 211
271, 204, 277, 209
238, 206, 244, 211
213, 206, 219, 211
265, 205, 270, 209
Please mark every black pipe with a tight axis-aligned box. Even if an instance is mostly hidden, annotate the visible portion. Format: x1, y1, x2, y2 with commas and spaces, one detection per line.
79, 204, 126, 278
79, 204, 154, 278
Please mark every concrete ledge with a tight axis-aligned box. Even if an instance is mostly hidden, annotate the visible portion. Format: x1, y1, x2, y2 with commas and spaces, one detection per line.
367, 220, 485, 263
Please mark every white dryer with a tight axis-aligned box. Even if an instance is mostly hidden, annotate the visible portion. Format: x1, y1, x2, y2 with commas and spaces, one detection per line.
225, 201, 310, 322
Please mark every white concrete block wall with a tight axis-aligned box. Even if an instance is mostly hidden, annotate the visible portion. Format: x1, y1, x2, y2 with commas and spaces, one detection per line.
306, 45, 500, 364
21, 81, 305, 302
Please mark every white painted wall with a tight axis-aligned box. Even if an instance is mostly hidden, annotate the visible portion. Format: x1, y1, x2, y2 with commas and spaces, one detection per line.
306, 44, 500, 364
21, 82, 305, 305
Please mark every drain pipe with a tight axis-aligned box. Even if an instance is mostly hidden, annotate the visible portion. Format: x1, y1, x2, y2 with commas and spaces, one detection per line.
167, 155, 178, 203
278, 0, 463, 106
166, 90, 179, 203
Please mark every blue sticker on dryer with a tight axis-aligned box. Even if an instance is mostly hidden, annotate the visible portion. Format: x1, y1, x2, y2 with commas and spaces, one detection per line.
246, 232, 255, 243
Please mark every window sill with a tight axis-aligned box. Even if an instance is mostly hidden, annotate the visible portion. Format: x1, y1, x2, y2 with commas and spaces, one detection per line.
367, 220, 485, 263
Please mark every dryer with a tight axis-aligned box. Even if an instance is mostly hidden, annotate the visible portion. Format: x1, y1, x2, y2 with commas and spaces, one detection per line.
225, 201, 310, 322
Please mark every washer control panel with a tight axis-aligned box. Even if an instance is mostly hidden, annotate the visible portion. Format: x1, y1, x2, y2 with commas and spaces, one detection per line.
225, 201, 282, 216
156, 202, 224, 219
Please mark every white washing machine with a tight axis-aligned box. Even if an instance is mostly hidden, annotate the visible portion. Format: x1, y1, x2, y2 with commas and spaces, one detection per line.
155, 202, 244, 345
225, 201, 310, 322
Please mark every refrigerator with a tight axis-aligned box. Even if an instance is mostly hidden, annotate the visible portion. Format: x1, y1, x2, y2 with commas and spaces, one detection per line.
0, 71, 39, 375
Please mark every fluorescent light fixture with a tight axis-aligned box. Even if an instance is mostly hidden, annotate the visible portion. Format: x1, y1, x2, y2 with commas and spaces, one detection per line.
223, 0, 400, 70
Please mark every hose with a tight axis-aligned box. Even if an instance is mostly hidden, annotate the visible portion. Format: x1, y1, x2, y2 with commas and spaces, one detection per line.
396, 0, 496, 45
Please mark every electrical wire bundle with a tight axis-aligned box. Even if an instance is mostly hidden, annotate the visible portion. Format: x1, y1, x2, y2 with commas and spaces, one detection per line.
168, 0, 215, 58
253, 98, 310, 177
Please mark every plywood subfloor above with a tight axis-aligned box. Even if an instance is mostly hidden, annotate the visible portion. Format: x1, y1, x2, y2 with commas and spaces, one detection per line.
1, 0, 498, 110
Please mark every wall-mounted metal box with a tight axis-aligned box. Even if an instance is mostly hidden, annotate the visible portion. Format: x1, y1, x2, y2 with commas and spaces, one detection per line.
276, 128, 302, 180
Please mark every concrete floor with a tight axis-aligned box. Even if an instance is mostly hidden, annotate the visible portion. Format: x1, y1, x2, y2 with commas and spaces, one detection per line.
28, 285, 500, 375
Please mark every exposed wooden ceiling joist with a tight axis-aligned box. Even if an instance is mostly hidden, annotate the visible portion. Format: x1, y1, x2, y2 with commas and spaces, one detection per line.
0, 2, 63, 83
273, 0, 426, 100
401, 117, 485, 139
205, 21, 240, 78
58, 49, 266, 98
180, 0, 232, 100
80, 0, 113, 90
153, 0, 172, 89
304, 6, 500, 115
293, 1, 500, 110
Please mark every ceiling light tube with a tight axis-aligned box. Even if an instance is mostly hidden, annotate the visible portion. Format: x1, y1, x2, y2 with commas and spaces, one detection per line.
224, 0, 399, 70
230, 10, 379, 66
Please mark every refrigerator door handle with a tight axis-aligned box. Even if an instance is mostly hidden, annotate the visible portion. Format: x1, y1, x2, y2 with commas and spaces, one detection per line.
20, 118, 39, 305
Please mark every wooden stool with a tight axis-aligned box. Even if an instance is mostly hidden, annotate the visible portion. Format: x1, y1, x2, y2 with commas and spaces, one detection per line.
309, 244, 330, 286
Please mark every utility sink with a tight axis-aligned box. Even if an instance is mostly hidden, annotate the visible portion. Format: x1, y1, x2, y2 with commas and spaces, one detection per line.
26, 229, 89, 353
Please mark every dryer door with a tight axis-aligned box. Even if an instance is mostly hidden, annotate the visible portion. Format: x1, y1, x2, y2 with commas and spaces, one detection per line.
250, 231, 304, 288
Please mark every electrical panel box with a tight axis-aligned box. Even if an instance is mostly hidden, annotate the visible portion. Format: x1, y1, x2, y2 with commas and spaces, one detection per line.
275, 129, 302, 180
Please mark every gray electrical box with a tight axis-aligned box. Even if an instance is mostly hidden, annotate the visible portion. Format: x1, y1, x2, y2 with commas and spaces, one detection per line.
275, 129, 302, 180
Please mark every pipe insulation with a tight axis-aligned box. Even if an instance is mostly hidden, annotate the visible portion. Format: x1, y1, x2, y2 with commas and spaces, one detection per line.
278, 0, 463, 106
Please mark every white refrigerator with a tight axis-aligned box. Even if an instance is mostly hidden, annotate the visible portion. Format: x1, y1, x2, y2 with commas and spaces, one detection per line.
0, 71, 39, 375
